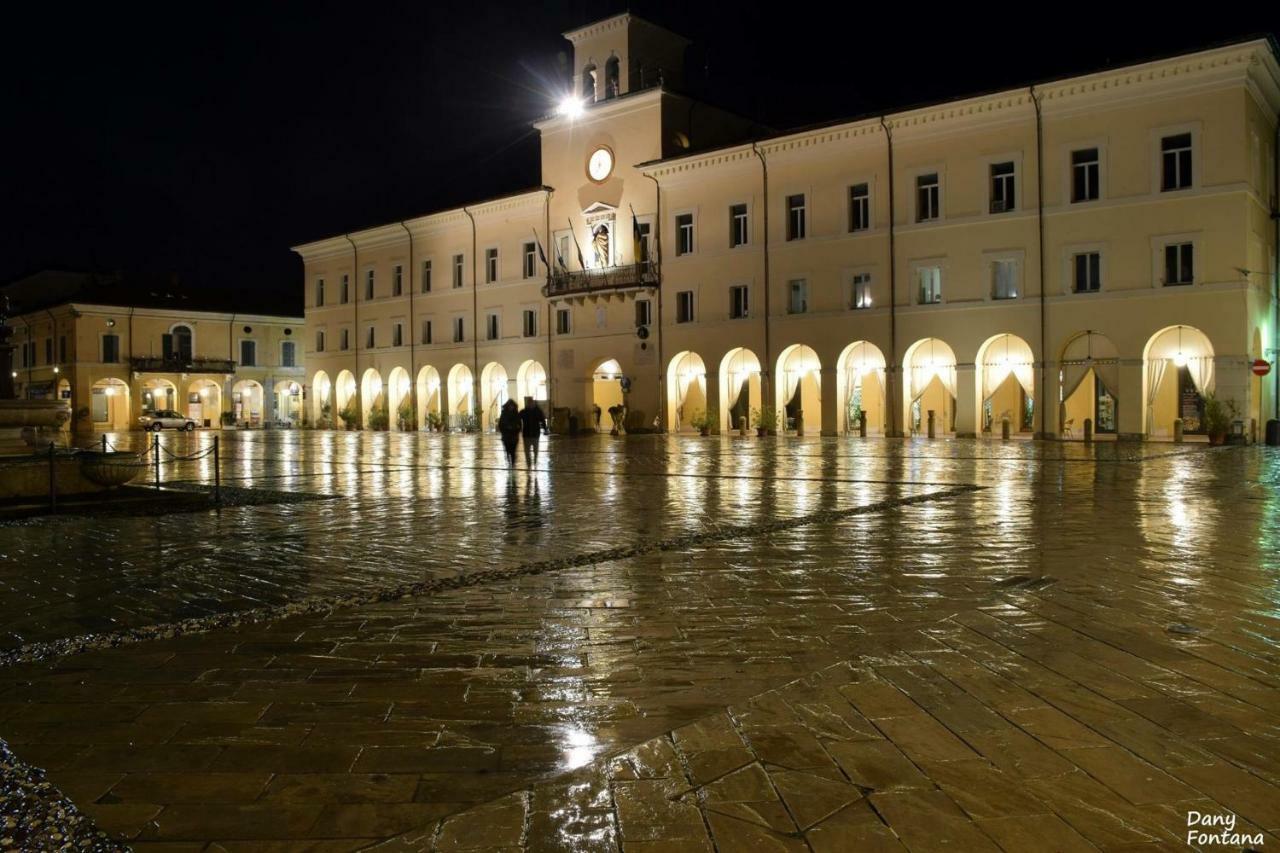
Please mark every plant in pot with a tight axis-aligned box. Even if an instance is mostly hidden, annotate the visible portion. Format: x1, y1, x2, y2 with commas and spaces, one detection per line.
689, 407, 717, 437
751, 405, 777, 437
397, 398, 415, 432
316, 402, 332, 430
426, 410, 443, 432
338, 400, 360, 431
1201, 394, 1237, 445
367, 402, 390, 431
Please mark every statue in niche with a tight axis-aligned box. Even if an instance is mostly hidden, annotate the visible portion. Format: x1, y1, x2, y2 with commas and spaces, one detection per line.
591, 223, 610, 268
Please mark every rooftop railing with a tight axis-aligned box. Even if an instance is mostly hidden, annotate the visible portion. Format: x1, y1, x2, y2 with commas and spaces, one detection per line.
543, 262, 658, 297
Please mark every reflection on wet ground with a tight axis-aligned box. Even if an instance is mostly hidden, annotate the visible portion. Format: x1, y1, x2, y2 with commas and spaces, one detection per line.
1, 433, 1278, 850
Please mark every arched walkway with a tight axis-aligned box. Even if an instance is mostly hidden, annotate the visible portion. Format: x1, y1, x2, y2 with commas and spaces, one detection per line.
719, 348, 762, 433
335, 370, 357, 429
90, 378, 130, 430
311, 370, 332, 426
592, 359, 624, 432
516, 359, 548, 405
903, 338, 956, 436
976, 334, 1036, 437
141, 378, 177, 415
416, 366, 442, 430
1143, 325, 1214, 439
387, 367, 411, 430
188, 379, 222, 428
667, 351, 707, 432
775, 344, 821, 435
274, 379, 302, 426
837, 342, 887, 436
447, 364, 474, 430
479, 362, 509, 431
360, 369, 384, 429
1059, 332, 1119, 439
232, 379, 264, 426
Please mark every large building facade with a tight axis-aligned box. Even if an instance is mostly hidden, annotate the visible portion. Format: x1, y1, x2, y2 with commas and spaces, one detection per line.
296, 16, 1280, 441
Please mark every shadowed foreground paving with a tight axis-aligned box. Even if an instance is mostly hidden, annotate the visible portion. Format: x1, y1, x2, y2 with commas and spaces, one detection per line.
0, 434, 1278, 850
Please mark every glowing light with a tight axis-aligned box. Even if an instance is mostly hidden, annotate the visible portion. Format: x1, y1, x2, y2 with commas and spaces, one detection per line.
104, 386, 116, 396
200, 388, 210, 397
557, 96, 584, 118
53, 366, 60, 374
1173, 351, 1188, 368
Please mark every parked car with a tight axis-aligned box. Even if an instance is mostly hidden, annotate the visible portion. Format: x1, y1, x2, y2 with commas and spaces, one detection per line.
138, 410, 197, 431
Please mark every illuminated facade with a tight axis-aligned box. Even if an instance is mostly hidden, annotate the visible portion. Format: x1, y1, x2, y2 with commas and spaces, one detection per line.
296, 16, 1279, 440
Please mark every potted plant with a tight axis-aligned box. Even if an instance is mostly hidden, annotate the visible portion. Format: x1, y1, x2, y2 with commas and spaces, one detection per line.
397, 398, 415, 431
1202, 394, 1236, 446
688, 407, 717, 437
751, 405, 777, 437
426, 410, 443, 432
367, 402, 390, 431
338, 400, 360, 430
315, 402, 332, 430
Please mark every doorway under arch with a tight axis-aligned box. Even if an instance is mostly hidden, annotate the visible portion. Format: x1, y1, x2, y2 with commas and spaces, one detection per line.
188, 379, 222, 428
447, 364, 474, 429
479, 362, 509, 431
667, 351, 707, 432
387, 367, 411, 430
1143, 325, 1214, 439
976, 333, 1036, 436
335, 370, 357, 428
719, 347, 762, 433
903, 338, 957, 436
775, 344, 821, 434
232, 379, 264, 426
592, 359, 624, 432
837, 341, 887, 436
90, 378, 130, 431
311, 370, 332, 425
274, 379, 302, 426
1060, 332, 1119, 439
416, 366, 442, 430
516, 359, 548, 405
141, 378, 177, 415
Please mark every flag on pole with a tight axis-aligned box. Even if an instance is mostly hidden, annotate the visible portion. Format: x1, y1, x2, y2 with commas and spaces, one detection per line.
567, 219, 587, 270
629, 204, 645, 264
532, 228, 551, 273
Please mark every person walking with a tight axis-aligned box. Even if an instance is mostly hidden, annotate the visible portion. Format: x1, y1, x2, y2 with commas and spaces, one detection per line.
498, 399, 521, 468
520, 397, 548, 468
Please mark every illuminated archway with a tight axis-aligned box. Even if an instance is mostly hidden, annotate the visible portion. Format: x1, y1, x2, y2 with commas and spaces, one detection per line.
140, 378, 177, 415
516, 359, 548, 405
311, 370, 332, 426
976, 333, 1036, 436
1143, 325, 1214, 438
274, 379, 303, 426
666, 351, 707, 432
387, 366, 412, 430
90, 378, 130, 431
359, 368, 383, 429
232, 379, 264, 426
591, 359, 624, 432
479, 362, 509, 431
447, 364, 474, 429
335, 370, 357, 428
836, 342, 887, 436
718, 347, 762, 433
902, 338, 956, 436
1059, 332, 1119, 439
188, 379, 222, 428
775, 344, 821, 434
416, 366, 442, 430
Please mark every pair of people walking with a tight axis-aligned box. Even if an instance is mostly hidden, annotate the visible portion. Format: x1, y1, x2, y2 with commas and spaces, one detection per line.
498, 397, 548, 468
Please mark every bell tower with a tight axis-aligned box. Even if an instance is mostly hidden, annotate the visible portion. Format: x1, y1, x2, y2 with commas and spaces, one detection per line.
564, 14, 689, 103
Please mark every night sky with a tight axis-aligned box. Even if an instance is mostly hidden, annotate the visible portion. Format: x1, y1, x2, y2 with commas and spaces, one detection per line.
4, 2, 1273, 315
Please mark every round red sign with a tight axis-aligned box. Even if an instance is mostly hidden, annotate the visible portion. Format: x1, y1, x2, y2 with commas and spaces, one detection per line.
1252, 359, 1271, 377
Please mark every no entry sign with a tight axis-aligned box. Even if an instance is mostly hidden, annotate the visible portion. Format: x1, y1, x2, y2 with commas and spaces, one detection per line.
1252, 359, 1272, 377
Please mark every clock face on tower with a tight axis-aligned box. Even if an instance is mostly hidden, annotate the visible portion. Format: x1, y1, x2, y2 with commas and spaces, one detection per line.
587, 147, 614, 182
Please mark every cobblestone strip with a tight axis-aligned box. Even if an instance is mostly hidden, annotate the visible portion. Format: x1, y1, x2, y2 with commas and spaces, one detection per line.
0, 740, 124, 853
0, 485, 981, 670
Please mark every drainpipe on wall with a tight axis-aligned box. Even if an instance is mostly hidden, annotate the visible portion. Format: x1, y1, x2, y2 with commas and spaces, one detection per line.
750, 143, 772, 422
643, 172, 663, 431
1031, 86, 1049, 439
401, 221, 415, 428
463, 207, 479, 419
543, 187, 554, 410
1273, 110, 1278, 420
878, 118, 898, 437
344, 234, 358, 411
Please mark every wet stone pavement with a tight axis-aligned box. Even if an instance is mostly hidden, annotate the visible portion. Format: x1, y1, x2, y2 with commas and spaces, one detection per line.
0, 432, 1278, 851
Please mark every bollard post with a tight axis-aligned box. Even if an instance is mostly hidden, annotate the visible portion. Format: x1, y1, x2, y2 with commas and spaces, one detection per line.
48, 443, 57, 513
101, 434, 107, 453
1083, 418, 1093, 443
795, 409, 805, 438
858, 410, 867, 438
213, 434, 221, 504
1001, 418, 1011, 441
738, 416, 747, 437
153, 432, 161, 488
927, 410, 936, 439
1173, 418, 1184, 444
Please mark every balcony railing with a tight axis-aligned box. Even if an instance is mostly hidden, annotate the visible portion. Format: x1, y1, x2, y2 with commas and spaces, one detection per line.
543, 262, 659, 297
131, 356, 237, 374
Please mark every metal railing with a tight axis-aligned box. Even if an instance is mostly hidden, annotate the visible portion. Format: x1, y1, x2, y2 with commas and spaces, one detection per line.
130, 356, 237, 373
543, 262, 658, 297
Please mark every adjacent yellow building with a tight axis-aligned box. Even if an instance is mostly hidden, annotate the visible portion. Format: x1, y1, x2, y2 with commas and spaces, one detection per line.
296, 15, 1279, 441
5, 271, 305, 434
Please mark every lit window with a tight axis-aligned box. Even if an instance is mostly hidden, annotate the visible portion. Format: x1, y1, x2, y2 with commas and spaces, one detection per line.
991, 259, 1018, 299
850, 273, 872, 309
917, 267, 942, 304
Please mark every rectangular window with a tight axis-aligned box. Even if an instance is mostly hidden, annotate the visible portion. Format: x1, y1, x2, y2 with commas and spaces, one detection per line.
850, 273, 872, 309
522, 309, 537, 338
340, 329, 350, 350
365, 326, 375, 349
635, 298, 651, 327
422, 259, 432, 293
917, 267, 942, 304
989, 162, 1016, 213
676, 290, 694, 323
787, 279, 808, 314
676, 213, 694, 255
1161, 133, 1193, 191
486, 312, 500, 340
453, 317, 465, 343
316, 278, 325, 307
1164, 242, 1194, 285
393, 265, 403, 296
282, 340, 297, 366
786, 194, 806, 240
729, 203, 749, 248
453, 254, 464, 288
102, 334, 120, 363
523, 243, 537, 278
341, 274, 350, 304
1071, 148, 1099, 202
637, 222, 652, 263
916, 173, 940, 222
58, 335, 67, 363
849, 183, 870, 232
422, 320, 433, 344
365, 270, 375, 300
556, 308, 571, 334
729, 285, 749, 319
45, 338, 52, 364
315, 331, 325, 353
393, 323, 403, 347
991, 259, 1018, 299
1073, 252, 1101, 293
485, 248, 498, 283
240, 339, 257, 366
